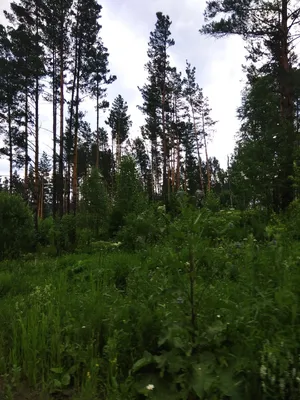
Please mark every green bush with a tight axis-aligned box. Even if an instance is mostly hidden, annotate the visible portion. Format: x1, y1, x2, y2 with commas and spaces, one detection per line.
0, 192, 34, 259
38, 216, 54, 246
285, 199, 300, 240
54, 214, 77, 254
117, 205, 169, 250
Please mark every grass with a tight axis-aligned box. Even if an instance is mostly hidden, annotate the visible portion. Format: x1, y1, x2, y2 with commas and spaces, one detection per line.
1, 209, 300, 399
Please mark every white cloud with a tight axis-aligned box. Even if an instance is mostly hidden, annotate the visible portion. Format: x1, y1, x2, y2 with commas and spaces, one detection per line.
0, 0, 246, 178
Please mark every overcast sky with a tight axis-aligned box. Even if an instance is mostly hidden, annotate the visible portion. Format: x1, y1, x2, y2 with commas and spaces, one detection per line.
0, 0, 246, 177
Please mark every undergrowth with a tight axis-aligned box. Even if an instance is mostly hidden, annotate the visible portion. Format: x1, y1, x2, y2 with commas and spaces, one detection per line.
0, 204, 300, 399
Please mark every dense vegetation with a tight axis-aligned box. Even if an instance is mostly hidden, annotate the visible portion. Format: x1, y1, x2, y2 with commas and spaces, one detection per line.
1, 0, 300, 399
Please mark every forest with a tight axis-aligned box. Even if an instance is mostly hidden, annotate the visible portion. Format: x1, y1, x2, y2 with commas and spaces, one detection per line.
1, 0, 300, 399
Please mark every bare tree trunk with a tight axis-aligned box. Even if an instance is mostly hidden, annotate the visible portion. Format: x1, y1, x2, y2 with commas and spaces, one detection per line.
34, 77, 39, 230
72, 58, 80, 214
8, 106, 12, 194
58, 0, 65, 217
278, 0, 294, 209
191, 103, 204, 191
202, 113, 211, 192
34, 1, 40, 230
176, 136, 181, 190
24, 83, 29, 202
52, 47, 57, 217
96, 80, 100, 169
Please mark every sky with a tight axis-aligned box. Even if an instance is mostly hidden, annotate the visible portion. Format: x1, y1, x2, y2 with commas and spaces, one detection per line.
0, 0, 246, 177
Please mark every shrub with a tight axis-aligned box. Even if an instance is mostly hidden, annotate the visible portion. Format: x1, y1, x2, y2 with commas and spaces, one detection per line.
54, 214, 77, 254
285, 199, 300, 240
117, 205, 169, 250
0, 192, 34, 259
38, 216, 54, 246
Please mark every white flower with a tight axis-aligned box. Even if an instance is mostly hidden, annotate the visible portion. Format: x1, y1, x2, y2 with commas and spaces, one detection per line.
217, 315, 220, 318
82, 326, 86, 329
146, 384, 154, 391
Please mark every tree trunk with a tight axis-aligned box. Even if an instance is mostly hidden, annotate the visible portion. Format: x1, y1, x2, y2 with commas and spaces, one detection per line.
278, 0, 294, 209
191, 103, 204, 191
162, 85, 168, 205
202, 113, 211, 192
24, 82, 29, 202
58, 0, 65, 217
96, 79, 100, 169
72, 42, 81, 214
8, 106, 12, 194
52, 47, 57, 218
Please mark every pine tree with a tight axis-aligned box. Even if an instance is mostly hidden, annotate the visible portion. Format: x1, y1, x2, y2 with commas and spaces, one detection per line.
106, 94, 132, 170
138, 76, 162, 198
0, 25, 22, 194
132, 136, 151, 195
5, 0, 46, 226
139, 12, 175, 206
201, 0, 299, 209
43, 0, 73, 217
86, 39, 116, 169
68, 0, 111, 215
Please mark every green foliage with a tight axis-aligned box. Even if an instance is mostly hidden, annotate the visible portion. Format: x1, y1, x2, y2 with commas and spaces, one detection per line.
110, 156, 147, 237
284, 199, 300, 240
54, 214, 77, 254
203, 191, 221, 212
2, 203, 300, 399
0, 192, 34, 260
115, 156, 146, 215
117, 205, 169, 250
37, 216, 54, 247
79, 167, 109, 239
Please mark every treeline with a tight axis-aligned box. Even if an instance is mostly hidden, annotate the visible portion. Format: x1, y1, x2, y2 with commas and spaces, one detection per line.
0, 2, 230, 227
1, 0, 300, 234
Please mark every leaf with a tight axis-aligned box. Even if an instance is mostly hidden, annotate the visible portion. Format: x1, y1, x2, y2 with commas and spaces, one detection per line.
218, 367, 242, 399
50, 367, 63, 374
68, 365, 77, 375
61, 374, 70, 386
53, 379, 62, 389
131, 351, 154, 373
191, 364, 215, 397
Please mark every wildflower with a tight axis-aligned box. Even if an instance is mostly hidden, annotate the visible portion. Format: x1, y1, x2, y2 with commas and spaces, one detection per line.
146, 384, 154, 390
82, 326, 86, 329
87, 371, 91, 379
217, 314, 220, 318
